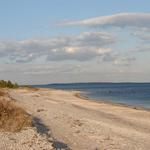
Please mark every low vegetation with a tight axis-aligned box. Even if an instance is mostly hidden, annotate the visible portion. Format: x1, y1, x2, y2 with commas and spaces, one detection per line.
0, 90, 32, 132
0, 80, 19, 88
0, 90, 5, 96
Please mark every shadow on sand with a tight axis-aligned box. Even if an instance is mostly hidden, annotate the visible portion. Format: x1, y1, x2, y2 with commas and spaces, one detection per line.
33, 117, 71, 150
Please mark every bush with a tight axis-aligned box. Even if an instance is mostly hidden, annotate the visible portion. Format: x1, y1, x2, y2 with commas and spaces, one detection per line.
0, 98, 33, 132
0, 80, 19, 88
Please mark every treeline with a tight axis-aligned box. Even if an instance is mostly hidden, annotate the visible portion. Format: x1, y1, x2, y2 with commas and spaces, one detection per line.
0, 80, 19, 88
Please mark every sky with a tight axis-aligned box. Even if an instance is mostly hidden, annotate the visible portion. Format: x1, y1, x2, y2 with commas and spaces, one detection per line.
0, 0, 150, 84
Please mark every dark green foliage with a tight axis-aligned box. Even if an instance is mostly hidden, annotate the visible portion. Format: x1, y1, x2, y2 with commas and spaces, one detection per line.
0, 80, 19, 88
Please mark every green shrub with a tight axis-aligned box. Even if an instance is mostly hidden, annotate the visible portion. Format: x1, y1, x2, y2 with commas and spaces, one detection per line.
0, 80, 19, 88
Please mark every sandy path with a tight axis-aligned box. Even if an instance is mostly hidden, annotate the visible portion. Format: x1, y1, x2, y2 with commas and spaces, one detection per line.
9, 88, 150, 150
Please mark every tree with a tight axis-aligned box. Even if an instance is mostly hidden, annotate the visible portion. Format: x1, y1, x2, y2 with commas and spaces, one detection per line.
0, 80, 19, 88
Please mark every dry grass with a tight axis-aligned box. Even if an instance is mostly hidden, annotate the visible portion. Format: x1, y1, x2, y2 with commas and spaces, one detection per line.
0, 90, 5, 97
0, 94, 33, 132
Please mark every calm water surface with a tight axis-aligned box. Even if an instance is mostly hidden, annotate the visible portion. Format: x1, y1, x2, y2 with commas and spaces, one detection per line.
33, 83, 150, 109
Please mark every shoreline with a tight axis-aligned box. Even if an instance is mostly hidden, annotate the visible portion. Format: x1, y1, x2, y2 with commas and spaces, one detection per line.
38, 87, 150, 112
2, 87, 150, 150
74, 91, 150, 112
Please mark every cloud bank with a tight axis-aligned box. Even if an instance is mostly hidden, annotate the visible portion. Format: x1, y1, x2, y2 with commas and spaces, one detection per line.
61, 13, 150, 28
1, 12, 150, 84
0, 32, 115, 63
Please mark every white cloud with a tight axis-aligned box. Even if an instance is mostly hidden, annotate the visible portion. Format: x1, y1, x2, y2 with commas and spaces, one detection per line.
133, 45, 150, 52
102, 52, 136, 66
61, 13, 150, 28
131, 28, 150, 42
113, 56, 136, 66
0, 32, 115, 63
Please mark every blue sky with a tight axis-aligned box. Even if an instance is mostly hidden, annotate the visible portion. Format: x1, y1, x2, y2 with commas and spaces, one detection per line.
0, 0, 150, 84
0, 0, 149, 39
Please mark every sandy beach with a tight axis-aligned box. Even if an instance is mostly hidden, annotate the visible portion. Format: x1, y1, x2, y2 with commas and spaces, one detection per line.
1, 87, 150, 150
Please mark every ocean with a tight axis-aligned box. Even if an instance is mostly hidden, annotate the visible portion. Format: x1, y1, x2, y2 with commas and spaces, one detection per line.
33, 83, 150, 109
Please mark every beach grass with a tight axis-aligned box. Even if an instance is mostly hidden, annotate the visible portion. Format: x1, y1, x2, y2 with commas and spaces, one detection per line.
0, 90, 32, 132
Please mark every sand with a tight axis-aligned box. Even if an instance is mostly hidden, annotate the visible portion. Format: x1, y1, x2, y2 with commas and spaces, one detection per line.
1, 87, 150, 150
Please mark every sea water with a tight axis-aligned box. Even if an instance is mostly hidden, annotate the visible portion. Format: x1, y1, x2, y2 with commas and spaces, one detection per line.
34, 83, 150, 109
